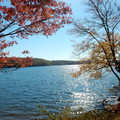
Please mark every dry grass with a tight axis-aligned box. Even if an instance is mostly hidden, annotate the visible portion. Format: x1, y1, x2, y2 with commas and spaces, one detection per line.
35, 110, 120, 120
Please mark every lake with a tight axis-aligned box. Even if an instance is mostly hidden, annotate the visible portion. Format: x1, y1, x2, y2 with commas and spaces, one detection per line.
0, 65, 119, 120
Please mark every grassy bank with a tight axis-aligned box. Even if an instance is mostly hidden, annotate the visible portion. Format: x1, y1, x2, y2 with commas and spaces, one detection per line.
72, 110, 120, 120
35, 109, 120, 120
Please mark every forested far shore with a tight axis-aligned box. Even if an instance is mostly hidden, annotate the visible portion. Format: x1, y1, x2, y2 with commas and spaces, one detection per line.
32, 58, 84, 66
0, 58, 90, 68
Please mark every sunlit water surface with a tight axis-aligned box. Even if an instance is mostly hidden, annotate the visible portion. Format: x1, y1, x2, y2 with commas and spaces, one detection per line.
0, 65, 119, 120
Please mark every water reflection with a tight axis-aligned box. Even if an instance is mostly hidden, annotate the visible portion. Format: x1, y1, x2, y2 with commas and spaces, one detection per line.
71, 92, 97, 110
0, 65, 119, 120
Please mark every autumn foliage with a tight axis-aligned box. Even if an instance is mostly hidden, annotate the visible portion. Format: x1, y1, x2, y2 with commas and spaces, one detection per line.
0, 0, 72, 68
0, 57, 32, 68
71, 0, 120, 82
0, 39, 32, 68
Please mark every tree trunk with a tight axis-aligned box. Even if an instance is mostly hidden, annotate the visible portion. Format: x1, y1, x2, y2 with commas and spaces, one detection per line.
115, 61, 120, 73
110, 67, 120, 85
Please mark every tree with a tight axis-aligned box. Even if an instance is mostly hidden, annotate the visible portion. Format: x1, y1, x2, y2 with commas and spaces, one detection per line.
0, 0, 72, 68
0, 40, 32, 68
70, 0, 120, 83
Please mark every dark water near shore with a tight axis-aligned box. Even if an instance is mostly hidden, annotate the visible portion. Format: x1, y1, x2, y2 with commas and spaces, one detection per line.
0, 65, 119, 120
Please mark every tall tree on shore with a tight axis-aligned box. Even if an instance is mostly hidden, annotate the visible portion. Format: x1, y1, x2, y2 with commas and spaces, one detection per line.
70, 0, 120, 83
0, 0, 72, 68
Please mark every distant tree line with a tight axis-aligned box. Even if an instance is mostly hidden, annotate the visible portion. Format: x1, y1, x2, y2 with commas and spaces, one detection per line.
32, 58, 82, 66
1, 58, 88, 68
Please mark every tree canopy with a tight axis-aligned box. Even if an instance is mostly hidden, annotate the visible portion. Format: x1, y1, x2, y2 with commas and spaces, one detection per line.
70, 0, 120, 83
0, 0, 72, 68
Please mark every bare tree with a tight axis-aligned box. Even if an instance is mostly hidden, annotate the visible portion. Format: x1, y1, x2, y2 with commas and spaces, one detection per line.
70, 0, 120, 83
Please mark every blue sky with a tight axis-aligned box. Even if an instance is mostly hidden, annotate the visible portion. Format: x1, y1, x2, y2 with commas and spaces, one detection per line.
7, 0, 85, 60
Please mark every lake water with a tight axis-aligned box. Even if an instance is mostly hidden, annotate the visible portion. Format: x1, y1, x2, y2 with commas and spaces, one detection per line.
0, 65, 119, 120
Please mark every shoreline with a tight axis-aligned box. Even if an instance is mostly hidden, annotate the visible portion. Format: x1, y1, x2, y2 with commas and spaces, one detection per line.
34, 109, 120, 120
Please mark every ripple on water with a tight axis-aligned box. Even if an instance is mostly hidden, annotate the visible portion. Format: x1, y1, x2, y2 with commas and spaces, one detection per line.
0, 65, 119, 120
